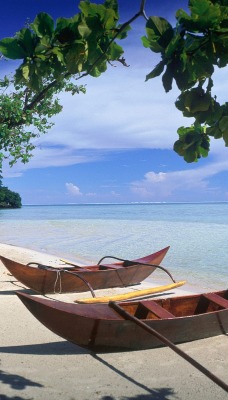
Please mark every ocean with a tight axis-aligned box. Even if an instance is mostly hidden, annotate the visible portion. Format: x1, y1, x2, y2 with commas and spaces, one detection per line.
0, 202, 227, 291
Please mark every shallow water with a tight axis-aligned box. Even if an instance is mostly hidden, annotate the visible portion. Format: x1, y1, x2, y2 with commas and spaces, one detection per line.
0, 203, 227, 290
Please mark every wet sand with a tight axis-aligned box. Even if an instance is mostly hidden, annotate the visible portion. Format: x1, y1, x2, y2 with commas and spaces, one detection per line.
0, 243, 227, 400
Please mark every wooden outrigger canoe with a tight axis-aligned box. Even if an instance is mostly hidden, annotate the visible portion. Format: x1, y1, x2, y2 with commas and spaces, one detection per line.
16, 289, 228, 351
0, 246, 170, 294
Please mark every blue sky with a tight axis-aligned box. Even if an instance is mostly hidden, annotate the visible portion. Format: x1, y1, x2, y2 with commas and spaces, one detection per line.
1, 0, 228, 204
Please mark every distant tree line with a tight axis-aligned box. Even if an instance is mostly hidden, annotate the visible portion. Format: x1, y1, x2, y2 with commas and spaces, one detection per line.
0, 179, 22, 208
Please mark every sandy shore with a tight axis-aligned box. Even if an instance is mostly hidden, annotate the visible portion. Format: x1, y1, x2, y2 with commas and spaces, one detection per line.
0, 243, 227, 400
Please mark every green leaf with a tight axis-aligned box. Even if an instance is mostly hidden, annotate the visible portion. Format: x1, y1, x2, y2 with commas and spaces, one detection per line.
80, 1, 116, 28
55, 16, 81, 43
80, 0, 118, 28
0, 38, 26, 59
173, 139, 185, 156
31, 13, 54, 38
177, 0, 222, 30
86, 38, 104, 64
175, 88, 224, 127
174, 124, 211, 162
187, 48, 215, 81
174, 136, 199, 162
65, 43, 86, 74
78, 20, 92, 39
16, 29, 36, 56
51, 47, 65, 63
145, 16, 174, 53
176, 9, 191, 24
165, 34, 184, 58
116, 24, 131, 40
89, 64, 106, 77
102, 8, 117, 29
109, 42, 123, 60
199, 146, 209, 157
185, 151, 198, 162
22, 65, 30, 80
145, 60, 165, 81
186, 90, 211, 113
189, 0, 221, 29
79, 2, 101, 17
222, 131, 228, 146
162, 66, 173, 92
141, 36, 150, 49
219, 116, 228, 144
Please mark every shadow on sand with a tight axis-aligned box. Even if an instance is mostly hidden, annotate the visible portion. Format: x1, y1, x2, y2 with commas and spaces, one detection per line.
100, 394, 177, 400
0, 340, 87, 355
0, 369, 43, 400
0, 343, 178, 400
0, 396, 31, 400
92, 354, 177, 399
0, 281, 34, 295
0, 370, 43, 390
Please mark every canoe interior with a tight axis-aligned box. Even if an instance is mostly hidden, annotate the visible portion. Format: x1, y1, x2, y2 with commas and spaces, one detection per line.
119, 290, 228, 320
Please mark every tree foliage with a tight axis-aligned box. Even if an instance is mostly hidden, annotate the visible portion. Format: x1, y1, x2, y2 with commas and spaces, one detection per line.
142, 0, 228, 162
0, 180, 22, 208
0, 0, 227, 167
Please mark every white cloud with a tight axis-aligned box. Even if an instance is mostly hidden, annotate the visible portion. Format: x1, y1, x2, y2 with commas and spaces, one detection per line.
65, 182, 82, 196
144, 171, 166, 183
1, 47, 227, 177
39, 68, 184, 151
30, 64, 226, 160
2, 147, 104, 177
131, 152, 228, 200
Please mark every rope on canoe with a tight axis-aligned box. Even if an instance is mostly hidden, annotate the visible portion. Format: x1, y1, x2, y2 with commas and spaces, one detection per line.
31, 263, 96, 297
53, 270, 62, 294
97, 256, 176, 283
53, 269, 96, 297
52, 269, 96, 297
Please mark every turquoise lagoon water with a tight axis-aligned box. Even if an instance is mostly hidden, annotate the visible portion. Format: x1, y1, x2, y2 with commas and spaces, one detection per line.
0, 203, 227, 291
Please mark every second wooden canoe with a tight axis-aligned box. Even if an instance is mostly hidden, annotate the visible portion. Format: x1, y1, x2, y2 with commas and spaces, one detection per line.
16, 289, 228, 351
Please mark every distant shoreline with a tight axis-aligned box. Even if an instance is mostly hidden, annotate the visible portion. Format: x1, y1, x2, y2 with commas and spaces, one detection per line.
22, 201, 228, 206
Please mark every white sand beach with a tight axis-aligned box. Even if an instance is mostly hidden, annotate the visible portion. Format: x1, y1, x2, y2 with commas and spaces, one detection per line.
0, 243, 227, 400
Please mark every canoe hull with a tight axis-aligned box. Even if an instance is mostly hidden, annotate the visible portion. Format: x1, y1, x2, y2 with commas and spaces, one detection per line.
0, 246, 169, 294
16, 290, 228, 351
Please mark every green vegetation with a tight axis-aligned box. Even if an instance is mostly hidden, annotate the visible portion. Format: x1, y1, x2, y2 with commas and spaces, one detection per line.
0, 0, 227, 167
0, 179, 22, 208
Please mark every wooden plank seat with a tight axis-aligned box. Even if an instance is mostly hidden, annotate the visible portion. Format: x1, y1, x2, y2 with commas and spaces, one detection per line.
136, 300, 175, 319
203, 293, 228, 309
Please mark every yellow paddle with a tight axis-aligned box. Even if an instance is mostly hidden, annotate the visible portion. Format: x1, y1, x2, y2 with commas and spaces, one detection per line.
74, 280, 186, 303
